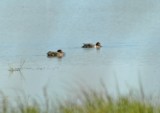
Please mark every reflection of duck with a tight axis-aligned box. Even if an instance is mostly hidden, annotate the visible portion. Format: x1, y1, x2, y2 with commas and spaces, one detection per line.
47, 49, 64, 58
82, 42, 102, 48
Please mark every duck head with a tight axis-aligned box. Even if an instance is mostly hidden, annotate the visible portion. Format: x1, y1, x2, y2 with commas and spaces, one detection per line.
57, 49, 63, 53
96, 42, 101, 47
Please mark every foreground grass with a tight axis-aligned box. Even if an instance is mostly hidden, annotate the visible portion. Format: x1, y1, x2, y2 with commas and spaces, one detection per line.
58, 89, 160, 113
0, 89, 160, 113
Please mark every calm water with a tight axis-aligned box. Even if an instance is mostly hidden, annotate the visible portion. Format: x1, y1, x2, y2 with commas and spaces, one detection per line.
1, 0, 160, 100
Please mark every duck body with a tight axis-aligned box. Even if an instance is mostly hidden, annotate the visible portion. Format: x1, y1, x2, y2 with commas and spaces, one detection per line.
82, 43, 95, 48
47, 51, 58, 57
82, 42, 102, 48
47, 49, 64, 58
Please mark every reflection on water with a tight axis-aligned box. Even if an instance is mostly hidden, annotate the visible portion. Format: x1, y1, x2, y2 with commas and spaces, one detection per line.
0, 0, 160, 101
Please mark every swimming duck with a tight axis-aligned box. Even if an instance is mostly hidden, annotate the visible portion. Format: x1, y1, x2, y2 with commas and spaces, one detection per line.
82, 42, 102, 48
47, 49, 64, 58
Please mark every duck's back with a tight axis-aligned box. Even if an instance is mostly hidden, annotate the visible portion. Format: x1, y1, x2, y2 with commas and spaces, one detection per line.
47, 51, 57, 57
82, 43, 95, 48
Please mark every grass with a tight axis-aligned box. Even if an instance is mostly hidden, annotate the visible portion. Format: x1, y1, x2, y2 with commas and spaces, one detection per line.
0, 88, 160, 113
58, 89, 160, 113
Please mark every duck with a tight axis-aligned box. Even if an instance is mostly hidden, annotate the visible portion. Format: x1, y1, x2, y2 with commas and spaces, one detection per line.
47, 49, 64, 58
82, 42, 102, 48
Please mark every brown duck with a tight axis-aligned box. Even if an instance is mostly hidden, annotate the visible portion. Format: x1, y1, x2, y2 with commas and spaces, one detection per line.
82, 42, 102, 48
47, 49, 64, 58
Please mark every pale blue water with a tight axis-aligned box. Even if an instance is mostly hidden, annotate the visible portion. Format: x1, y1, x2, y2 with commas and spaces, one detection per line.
0, 0, 160, 100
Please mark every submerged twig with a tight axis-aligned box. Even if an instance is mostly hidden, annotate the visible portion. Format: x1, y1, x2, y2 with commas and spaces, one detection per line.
8, 60, 25, 73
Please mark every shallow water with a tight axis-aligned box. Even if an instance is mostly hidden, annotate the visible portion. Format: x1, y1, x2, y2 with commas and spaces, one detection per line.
1, 0, 160, 100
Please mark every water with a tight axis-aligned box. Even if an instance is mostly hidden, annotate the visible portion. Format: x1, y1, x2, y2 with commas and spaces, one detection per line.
1, 0, 160, 101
